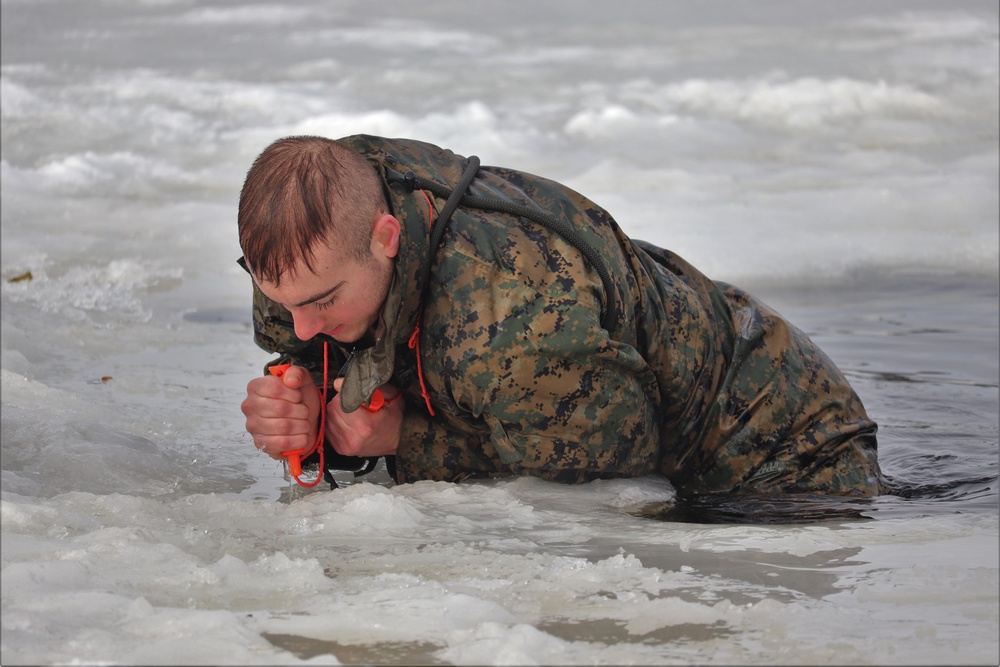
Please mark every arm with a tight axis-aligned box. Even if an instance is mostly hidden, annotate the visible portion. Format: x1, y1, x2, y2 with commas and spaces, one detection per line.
478, 301, 662, 483
394, 409, 508, 483
399, 259, 661, 484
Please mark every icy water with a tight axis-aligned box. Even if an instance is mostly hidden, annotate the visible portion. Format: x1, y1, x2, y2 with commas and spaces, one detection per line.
2, 1, 998, 665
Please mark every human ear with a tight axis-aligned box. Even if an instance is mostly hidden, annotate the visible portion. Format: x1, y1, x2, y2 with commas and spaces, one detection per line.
371, 214, 401, 259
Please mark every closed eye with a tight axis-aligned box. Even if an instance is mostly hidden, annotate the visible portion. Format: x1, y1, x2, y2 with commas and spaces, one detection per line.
291, 280, 347, 309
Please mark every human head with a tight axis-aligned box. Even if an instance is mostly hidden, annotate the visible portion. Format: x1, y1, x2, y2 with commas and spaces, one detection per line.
237, 135, 388, 287
238, 136, 400, 343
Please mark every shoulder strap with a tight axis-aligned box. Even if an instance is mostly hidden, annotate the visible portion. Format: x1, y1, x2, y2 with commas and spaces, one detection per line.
387, 162, 620, 331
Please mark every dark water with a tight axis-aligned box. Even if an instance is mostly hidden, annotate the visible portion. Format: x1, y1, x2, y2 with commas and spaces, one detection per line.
636, 481, 997, 525
635, 275, 999, 525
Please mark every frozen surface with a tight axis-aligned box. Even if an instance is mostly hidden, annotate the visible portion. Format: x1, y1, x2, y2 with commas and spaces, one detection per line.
2, 0, 997, 664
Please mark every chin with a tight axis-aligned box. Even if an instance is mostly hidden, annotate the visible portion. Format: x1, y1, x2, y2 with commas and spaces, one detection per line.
327, 331, 353, 343
328, 328, 362, 345
340, 328, 380, 348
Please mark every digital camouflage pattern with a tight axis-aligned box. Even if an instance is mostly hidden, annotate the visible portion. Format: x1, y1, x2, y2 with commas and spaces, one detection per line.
246, 135, 883, 496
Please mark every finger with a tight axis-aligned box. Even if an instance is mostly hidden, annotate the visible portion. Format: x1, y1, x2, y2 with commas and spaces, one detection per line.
246, 379, 304, 411
278, 365, 315, 391
251, 413, 315, 437
324, 394, 375, 456
244, 379, 311, 415
253, 432, 313, 459
243, 399, 312, 427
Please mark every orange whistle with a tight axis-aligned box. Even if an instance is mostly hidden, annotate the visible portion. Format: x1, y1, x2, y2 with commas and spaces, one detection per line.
283, 448, 306, 477
268, 363, 305, 476
363, 388, 386, 412
269, 363, 292, 378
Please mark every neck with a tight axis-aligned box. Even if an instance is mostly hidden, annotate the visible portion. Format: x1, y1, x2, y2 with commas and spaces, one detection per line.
351, 317, 385, 350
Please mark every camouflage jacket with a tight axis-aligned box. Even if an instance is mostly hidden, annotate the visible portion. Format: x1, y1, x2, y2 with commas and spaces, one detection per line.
248, 135, 878, 494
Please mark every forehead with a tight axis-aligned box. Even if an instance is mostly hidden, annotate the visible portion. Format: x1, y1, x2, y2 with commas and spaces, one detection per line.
253, 240, 349, 303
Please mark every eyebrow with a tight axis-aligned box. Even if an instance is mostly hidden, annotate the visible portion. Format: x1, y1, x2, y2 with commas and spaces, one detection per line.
292, 281, 346, 308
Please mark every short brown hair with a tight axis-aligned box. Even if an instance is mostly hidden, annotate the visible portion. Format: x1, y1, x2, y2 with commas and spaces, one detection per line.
238, 136, 387, 285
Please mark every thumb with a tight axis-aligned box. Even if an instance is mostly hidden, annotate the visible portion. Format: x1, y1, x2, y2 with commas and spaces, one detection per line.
279, 365, 315, 391
332, 377, 344, 393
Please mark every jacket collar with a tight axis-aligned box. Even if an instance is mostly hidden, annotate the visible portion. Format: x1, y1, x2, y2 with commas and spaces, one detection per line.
336, 166, 434, 412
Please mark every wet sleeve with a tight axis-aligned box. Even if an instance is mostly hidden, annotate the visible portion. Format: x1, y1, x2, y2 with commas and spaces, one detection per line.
395, 409, 508, 483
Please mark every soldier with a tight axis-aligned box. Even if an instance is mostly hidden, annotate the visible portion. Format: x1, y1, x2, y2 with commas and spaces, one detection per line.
238, 135, 884, 496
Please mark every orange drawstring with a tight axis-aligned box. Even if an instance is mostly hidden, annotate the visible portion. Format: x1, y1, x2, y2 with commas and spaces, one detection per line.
418, 189, 433, 220
408, 317, 435, 416
409, 189, 437, 417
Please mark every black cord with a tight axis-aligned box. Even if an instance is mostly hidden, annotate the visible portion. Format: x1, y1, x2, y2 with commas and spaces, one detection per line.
390, 164, 620, 330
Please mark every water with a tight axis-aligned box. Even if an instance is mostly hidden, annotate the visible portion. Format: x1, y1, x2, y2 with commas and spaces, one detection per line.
2, 0, 997, 664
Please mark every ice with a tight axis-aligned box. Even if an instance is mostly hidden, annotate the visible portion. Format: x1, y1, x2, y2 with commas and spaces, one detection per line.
1, 0, 997, 664
662, 76, 946, 126
174, 5, 314, 26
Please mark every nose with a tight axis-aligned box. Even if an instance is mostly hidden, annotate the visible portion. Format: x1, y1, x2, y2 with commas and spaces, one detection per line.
291, 309, 324, 341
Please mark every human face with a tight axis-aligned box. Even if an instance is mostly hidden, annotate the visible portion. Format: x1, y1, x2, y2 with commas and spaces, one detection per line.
253, 216, 400, 344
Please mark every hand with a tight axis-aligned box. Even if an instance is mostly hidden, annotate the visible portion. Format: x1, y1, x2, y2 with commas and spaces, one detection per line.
241, 366, 323, 460
325, 378, 404, 458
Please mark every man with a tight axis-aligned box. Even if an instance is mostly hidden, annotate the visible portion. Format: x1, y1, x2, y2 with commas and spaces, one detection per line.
238, 134, 884, 496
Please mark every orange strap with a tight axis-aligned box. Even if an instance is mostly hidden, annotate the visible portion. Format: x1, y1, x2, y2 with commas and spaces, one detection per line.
408, 318, 435, 416
362, 388, 401, 412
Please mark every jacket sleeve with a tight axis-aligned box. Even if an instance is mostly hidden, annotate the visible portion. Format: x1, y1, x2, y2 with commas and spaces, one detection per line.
403, 252, 662, 484
482, 288, 661, 483
395, 409, 508, 483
